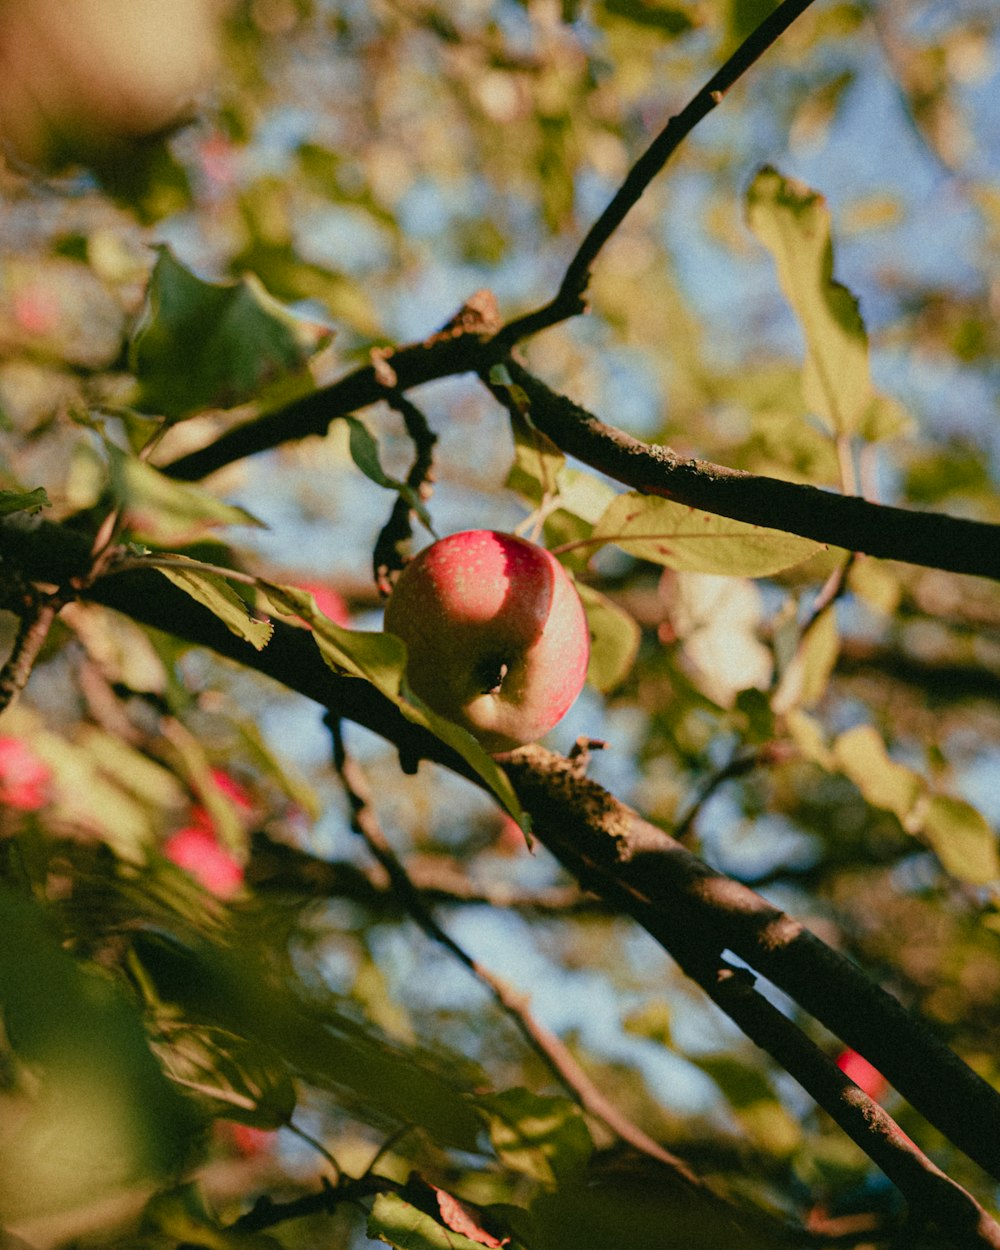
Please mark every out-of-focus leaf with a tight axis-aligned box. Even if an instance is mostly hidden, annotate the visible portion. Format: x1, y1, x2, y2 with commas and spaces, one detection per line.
29, 727, 158, 860
771, 607, 839, 713
746, 167, 873, 437
663, 572, 773, 707
726, 0, 780, 48
0, 888, 201, 1222
601, 0, 694, 36
64, 601, 168, 692
155, 1023, 297, 1128
129, 246, 324, 419
344, 414, 432, 528
478, 1089, 593, 1186
591, 493, 822, 576
623, 999, 673, 1046
154, 558, 272, 652
142, 1183, 283, 1249
578, 582, 641, 692
784, 708, 834, 768
369, 1193, 489, 1250
493, 363, 566, 504
262, 583, 527, 830
131, 929, 484, 1151
833, 724, 924, 824
921, 796, 1000, 886
111, 448, 265, 545
76, 724, 187, 812
0, 486, 49, 515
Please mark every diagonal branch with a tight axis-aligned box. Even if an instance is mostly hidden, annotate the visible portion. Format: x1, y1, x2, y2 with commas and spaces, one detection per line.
491, 0, 821, 352
325, 721, 721, 1203
487, 361, 1000, 582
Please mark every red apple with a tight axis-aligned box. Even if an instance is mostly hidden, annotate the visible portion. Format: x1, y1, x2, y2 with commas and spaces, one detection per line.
383, 530, 589, 752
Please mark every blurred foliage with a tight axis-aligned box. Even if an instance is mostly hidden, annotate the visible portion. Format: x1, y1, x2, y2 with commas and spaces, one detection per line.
2, 0, 1000, 1248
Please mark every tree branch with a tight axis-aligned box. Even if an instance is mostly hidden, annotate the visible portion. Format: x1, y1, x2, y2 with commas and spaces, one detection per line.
488, 362, 1000, 582
491, 0, 821, 352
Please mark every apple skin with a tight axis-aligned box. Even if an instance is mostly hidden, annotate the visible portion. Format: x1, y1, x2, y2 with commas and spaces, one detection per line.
384, 530, 590, 753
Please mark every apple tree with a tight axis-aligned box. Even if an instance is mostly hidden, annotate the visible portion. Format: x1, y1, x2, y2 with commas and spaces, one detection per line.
1, 1, 1000, 1248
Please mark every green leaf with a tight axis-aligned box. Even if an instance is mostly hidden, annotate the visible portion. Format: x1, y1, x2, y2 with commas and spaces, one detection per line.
601, 0, 694, 36
746, 167, 873, 436
589, 492, 822, 576
771, 606, 839, 713
368, 1193, 489, 1250
142, 1183, 284, 1249
833, 724, 924, 824
0, 486, 50, 516
153, 557, 272, 652
577, 582, 641, 693
111, 447, 265, 545
129, 246, 323, 420
344, 415, 433, 529
0, 888, 202, 1221
132, 929, 484, 1151
478, 1089, 593, 1186
921, 796, 1000, 886
261, 583, 527, 829
156, 1023, 296, 1127
493, 363, 566, 504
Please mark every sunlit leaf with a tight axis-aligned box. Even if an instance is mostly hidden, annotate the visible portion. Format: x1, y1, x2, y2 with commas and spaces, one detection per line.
833, 724, 924, 824
111, 448, 265, 545
369, 1192, 488, 1250
493, 363, 566, 504
746, 167, 873, 436
129, 246, 324, 420
921, 796, 1000, 886
578, 582, 641, 692
590, 492, 822, 575
771, 607, 839, 713
153, 557, 272, 652
344, 414, 432, 528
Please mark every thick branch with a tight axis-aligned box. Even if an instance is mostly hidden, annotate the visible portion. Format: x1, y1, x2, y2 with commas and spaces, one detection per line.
500, 747, 1000, 1187
491, 362, 1000, 582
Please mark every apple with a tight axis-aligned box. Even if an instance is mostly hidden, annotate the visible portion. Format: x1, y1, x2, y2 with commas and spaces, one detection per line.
383, 530, 589, 752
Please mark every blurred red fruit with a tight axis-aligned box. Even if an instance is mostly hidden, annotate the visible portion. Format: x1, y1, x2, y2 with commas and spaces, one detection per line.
295, 582, 351, 628
0, 736, 51, 811
164, 823, 243, 898
218, 1122, 277, 1157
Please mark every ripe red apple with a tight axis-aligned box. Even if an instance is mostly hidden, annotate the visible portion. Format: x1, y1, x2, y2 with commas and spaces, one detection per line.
383, 530, 590, 752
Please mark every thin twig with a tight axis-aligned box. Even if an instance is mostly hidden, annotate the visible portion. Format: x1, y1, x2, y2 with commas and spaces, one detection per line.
325, 719, 717, 1198
490, 0, 821, 352
373, 394, 439, 595
0, 593, 61, 715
